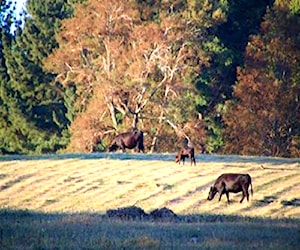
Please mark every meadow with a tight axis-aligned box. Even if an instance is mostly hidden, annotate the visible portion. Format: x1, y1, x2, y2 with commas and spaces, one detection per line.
0, 153, 299, 249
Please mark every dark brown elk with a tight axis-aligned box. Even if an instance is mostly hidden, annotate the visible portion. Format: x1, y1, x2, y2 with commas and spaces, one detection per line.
108, 130, 144, 153
207, 173, 253, 203
175, 146, 196, 166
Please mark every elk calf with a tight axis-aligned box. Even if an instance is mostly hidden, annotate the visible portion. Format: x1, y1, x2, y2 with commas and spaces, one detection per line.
175, 146, 196, 166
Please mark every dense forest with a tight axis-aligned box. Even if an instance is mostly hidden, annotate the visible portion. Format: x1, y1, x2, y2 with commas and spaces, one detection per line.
0, 0, 299, 157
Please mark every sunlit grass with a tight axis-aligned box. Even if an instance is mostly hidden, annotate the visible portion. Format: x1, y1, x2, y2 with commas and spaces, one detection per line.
0, 154, 299, 216
0, 153, 299, 249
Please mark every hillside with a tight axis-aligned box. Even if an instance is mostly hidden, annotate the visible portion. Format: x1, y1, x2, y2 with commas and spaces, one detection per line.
0, 153, 299, 218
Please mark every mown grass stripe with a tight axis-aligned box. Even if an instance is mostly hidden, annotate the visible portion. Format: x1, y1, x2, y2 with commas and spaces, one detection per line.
0, 156, 299, 219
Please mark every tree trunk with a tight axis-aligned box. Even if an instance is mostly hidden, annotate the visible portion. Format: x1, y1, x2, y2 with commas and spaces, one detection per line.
150, 110, 164, 153
107, 102, 118, 130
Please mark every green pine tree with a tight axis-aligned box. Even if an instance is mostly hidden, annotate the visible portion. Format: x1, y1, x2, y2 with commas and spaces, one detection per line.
196, 0, 272, 153
0, 0, 84, 154
0, 0, 45, 154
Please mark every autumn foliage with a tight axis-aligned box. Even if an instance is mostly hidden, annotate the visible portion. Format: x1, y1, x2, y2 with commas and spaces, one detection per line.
2, 0, 294, 156
223, 3, 300, 157
45, 0, 214, 152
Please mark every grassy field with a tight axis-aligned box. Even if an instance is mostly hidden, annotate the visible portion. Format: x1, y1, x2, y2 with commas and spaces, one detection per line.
0, 153, 299, 249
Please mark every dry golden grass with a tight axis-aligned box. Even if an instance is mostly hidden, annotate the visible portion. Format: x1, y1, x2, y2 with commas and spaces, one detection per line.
0, 153, 299, 218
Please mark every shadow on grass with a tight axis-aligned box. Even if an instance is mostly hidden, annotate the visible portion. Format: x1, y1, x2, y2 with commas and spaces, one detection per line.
1, 152, 299, 166
252, 196, 277, 208
0, 208, 299, 249
281, 198, 300, 207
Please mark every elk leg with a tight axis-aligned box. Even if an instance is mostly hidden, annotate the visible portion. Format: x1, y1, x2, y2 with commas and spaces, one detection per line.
218, 192, 223, 202
245, 189, 250, 202
120, 140, 126, 152
225, 191, 230, 203
240, 190, 246, 203
219, 184, 225, 202
240, 187, 249, 203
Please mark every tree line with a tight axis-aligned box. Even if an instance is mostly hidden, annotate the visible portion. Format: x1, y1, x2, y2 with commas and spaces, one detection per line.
0, 0, 299, 157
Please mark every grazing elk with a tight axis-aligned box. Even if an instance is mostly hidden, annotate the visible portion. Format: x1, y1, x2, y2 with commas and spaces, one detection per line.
207, 173, 253, 203
108, 130, 144, 153
175, 146, 196, 166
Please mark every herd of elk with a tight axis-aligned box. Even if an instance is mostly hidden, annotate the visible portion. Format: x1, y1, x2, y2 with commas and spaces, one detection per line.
108, 130, 254, 204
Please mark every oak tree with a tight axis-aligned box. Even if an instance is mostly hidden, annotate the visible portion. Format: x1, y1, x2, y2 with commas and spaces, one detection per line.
45, 0, 224, 152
